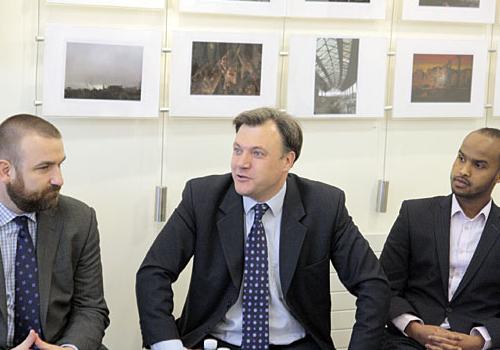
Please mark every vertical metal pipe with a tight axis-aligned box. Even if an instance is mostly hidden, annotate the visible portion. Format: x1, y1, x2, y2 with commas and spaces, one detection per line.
154, 186, 167, 222
376, 180, 389, 213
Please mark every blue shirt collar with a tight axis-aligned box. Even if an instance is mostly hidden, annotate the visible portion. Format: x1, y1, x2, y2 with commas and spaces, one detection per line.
0, 202, 37, 227
242, 181, 287, 217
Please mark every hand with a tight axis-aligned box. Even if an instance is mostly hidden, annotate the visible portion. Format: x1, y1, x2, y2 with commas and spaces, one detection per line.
406, 321, 458, 346
427, 332, 485, 350
33, 336, 66, 350
12, 330, 37, 350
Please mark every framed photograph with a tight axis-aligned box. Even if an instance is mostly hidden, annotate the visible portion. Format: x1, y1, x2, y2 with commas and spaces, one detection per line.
286, 0, 386, 19
287, 35, 388, 118
179, 0, 286, 17
402, 0, 495, 24
169, 31, 280, 117
42, 24, 162, 118
393, 39, 488, 118
46, 0, 164, 9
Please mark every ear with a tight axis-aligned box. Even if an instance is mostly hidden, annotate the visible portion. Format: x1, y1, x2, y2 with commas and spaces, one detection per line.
283, 151, 296, 172
0, 160, 13, 183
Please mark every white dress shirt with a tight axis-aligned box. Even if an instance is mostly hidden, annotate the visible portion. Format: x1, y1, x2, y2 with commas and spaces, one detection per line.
392, 195, 492, 350
152, 183, 305, 350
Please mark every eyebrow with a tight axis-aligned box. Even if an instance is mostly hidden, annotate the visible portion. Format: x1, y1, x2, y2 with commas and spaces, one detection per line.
459, 150, 488, 165
34, 156, 66, 167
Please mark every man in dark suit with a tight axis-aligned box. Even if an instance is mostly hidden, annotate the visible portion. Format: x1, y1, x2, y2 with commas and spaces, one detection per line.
0, 114, 109, 350
380, 128, 500, 350
136, 107, 389, 350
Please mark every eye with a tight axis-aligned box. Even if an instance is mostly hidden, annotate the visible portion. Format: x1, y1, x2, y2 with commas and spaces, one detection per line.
253, 150, 264, 158
233, 147, 242, 155
457, 154, 465, 162
475, 162, 486, 169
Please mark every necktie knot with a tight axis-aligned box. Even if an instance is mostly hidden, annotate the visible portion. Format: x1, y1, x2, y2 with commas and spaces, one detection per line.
13, 217, 29, 239
253, 203, 269, 222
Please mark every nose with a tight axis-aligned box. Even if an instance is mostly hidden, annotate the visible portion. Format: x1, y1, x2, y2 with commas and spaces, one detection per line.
51, 167, 64, 187
459, 162, 471, 177
237, 151, 251, 168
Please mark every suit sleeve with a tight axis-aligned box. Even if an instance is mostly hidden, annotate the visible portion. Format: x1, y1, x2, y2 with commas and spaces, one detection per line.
379, 201, 419, 321
330, 191, 390, 350
57, 207, 110, 350
136, 181, 197, 348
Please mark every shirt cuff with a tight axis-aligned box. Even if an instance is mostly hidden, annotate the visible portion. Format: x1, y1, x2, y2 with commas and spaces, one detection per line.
61, 345, 78, 350
392, 313, 424, 336
151, 339, 185, 350
471, 326, 492, 350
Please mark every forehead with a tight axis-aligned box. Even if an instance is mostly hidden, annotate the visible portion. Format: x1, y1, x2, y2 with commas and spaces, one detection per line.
234, 121, 282, 147
18, 134, 65, 164
461, 132, 500, 163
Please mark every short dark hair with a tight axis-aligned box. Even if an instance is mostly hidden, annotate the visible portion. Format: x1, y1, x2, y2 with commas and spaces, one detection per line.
233, 107, 303, 162
472, 127, 500, 163
0, 114, 61, 165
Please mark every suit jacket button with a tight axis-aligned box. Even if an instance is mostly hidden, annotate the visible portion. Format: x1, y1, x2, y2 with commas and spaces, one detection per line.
446, 307, 452, 313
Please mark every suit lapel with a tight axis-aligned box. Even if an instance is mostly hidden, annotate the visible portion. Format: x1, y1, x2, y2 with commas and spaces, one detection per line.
36, 206, 63, 330
452, 202, 500, 301
434, 196, 451, 298
217, 185, 245, 290
279, 176, 306, 297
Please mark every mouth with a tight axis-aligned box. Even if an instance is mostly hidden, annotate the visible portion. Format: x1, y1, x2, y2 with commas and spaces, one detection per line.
234, 173, 251, 182
453, 176, 470, 188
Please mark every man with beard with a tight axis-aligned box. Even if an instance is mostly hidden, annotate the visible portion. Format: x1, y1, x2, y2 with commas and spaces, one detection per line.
381, 128, 500, 350
0, 114, 109, 350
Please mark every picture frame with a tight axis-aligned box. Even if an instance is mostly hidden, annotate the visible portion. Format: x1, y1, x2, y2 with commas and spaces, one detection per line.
42, 24, 162, 118
179, 0, 286, 17
392, 39, 488, 118
286, 0, 386, 20
169, 30, 280, 118
402, 0, 495, 24
287, 34, 388, 118
46, 0, 164, 9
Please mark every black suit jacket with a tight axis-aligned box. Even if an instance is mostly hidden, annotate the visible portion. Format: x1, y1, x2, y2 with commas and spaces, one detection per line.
380, 195, 500, 347
0, 195, 109, 350
136, 173, 389, 350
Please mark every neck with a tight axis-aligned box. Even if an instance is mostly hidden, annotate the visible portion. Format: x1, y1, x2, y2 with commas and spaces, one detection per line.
456, 194, 490, 219
0, 187, 22, 214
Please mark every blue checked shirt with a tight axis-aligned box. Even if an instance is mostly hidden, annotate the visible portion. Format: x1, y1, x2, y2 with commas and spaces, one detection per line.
0, 202, 37, 347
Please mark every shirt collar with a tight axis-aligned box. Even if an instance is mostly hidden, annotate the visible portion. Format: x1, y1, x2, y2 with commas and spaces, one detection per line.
451, 194, 492, 221
0, 202, 37, 227
243, 181, 287, 217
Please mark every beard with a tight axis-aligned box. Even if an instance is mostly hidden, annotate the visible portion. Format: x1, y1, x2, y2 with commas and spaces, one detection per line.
6, 175, 61, 213
451, 174, 497, 201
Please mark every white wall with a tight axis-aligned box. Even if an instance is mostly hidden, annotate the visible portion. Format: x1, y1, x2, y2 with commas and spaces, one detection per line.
1, 0, 499, 349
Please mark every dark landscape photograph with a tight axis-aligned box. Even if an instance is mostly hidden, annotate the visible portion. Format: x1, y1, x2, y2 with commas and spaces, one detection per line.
64, 42, 143, 101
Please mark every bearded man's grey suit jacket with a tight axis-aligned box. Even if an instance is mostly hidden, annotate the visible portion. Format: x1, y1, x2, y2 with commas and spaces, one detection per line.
0, 195, 109, 350
136, 173, 389, 350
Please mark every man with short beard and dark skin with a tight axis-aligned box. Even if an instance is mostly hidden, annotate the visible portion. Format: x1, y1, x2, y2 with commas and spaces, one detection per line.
381, 128, 500, 350
0, 114, 109, 350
